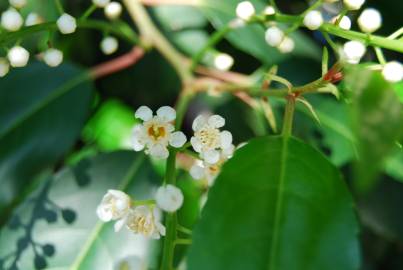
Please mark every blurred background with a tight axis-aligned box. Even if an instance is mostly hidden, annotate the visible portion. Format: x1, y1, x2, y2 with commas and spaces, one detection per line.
0, 0, 402, 269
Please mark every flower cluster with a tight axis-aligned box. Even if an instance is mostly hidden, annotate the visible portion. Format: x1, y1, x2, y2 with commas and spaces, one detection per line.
232, 1, 402, 83
189, 114, 235, 184
0, 0, 123, 77
97, 184, 184, 238
96, 190, 165, 239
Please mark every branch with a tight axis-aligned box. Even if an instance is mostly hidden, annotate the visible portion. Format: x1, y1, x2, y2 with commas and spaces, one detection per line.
89, 47, 145, 79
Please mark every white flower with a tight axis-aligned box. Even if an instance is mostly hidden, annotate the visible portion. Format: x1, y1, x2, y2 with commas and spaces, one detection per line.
100, 36, 118, 55
9, 0, 27, 9
235, 1, 255, 21
0, 58, 10, 77
43, 48, 63, 67
1, 8, 23, 32
57, 13, 77, 34
25, 12, 43, 26
229, 18, 245, 29
277, 36, 295, 53
343, 0, 365, 10
8, 46, 29, 67
263, 5, 276, 15
303, 10, 323, 30
342, 40, 366, 64
358, 8, 382, 33
191, 114, 233, 164
104, 1, 122, 20
213, 53, 234, 71
190, 145, 234, 185
155, 185, 184, 213
265, 26, 284, 47
125, 206, 166, 239
132, 106, 186, 159
330, 15, 351, 30
93, 0, 110, 8
382, 61, 403, 83
96, 189, 131, 227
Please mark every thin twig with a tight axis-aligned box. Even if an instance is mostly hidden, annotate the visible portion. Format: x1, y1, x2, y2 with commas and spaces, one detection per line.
89, 47, 145, 79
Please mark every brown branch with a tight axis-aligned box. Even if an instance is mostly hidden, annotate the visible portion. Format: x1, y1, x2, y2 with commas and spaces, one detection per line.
89, 47, 145, 79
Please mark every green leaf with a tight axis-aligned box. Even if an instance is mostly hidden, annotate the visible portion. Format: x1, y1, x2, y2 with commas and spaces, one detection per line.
392, 81, 403, 103
82, 99, 137, 151
384, 148, 403, 182
153, 5, 210, 56
199, 0, 320, 65
187, 136, 360, 270
345, 66, 403, 191
0, 62, 93, 212
0, 152, 159, 270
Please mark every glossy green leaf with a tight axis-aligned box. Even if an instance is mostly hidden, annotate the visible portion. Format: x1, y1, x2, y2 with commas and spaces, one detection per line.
187, 136, 360, 270
0, 63, 93, 212
345, 67, 403, 191
0, 151, 159, 270
385, 148, 403, 182
199, 0, 320, 65
82, 99, 137, 151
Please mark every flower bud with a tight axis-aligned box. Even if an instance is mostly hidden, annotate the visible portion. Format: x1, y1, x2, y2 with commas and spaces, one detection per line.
342, 40, 366, 64
104, 1, 122, 20
303, 10, 323, 30
43, 48, 63, 67
382, 61, 402, 83
343, 0, 365, 11
57, 13, 77, 34
235, 1, 255, 21
214, 53, 234, 71
1, 8, 23, 32
8, 46, 29, 67
100, 36, 118, 55
331, 15, 351, 30
278, 36, 295, 54
263, 5, 276, 16
156, 185, 184, 213
265, 26, 284, 47
9, 0, 27, 9
358, 8, 382, 33
0, 58, 10, 77
25, 12, 43, 26
93, 0, 110, 8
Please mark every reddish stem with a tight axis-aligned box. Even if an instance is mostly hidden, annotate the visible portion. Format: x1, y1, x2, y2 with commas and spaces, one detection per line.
89, 47, 145, 79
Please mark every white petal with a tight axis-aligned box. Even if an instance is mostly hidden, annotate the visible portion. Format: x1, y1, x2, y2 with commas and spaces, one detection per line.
220, 130, 233, 149
190, 163, 205, 180
208, 115, 225, 128
135, 106, 153, 121
114, 217, 126, 232
190, 137, 202, 153
192, 115, 208, 131
96, 205, 112, 222
169, 131, 187, 148
156, 221, 166, 236
132, 125, 146, 151
222, 144, 235, 158
157, 106, 176, 122
203, 149, 220, 164
149, 144, 169, 159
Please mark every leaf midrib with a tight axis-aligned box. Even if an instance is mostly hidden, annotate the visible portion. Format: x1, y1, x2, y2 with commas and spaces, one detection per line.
69, 155, 145, 270
267, 136, 289, 270
0, 72, 89, 140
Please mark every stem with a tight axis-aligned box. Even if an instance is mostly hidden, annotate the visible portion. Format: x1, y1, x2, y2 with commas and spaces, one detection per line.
174, 238, 192, 246
191, 24, 232, 70
281, 95, 296, 137
265, 14, 403, 53
122, 0, 193, 82
55, 0, 64, 14
0, 20, 139, 47
133, 199, 156, 206
374, 47, 386, 65
80, 4, 97, 20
